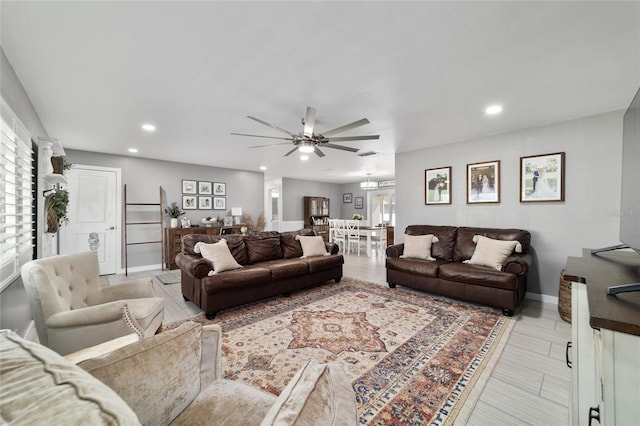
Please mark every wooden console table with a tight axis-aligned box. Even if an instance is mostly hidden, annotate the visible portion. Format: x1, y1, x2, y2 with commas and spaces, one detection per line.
164, 226, 243, 270
563, 249, 640, 425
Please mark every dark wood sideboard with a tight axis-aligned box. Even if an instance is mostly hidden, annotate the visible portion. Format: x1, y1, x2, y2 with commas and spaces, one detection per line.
164, 226, 243, 270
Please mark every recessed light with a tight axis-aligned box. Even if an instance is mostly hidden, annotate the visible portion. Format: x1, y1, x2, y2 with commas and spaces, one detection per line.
300, 155, 309, 161
485, 105, 503, 115
141, 123, 156, 132
259, 166, 267, 171
128, 148, 138, 153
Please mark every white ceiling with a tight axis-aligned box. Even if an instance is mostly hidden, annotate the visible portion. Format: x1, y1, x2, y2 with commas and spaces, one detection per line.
2, 1, 639, 184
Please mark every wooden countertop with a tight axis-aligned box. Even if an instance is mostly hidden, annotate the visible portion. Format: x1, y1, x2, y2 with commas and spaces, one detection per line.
564, 248, 640, 336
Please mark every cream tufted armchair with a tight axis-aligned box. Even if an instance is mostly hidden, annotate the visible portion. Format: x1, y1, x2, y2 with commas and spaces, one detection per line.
21, 251, 164, 355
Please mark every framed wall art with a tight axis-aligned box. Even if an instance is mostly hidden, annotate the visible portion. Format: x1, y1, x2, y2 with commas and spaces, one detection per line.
355, 196, 364, 209
198, 181, 212, 195
182, 179, 197, 194
520, 152, 565, 202
213, 182, 226, 196
343, 193, 352, 203
467, 160, 500, 204
213, 197, 226, 210
198, 196, 212, 209
425, 166, 451, 205
182, 195, 197, 210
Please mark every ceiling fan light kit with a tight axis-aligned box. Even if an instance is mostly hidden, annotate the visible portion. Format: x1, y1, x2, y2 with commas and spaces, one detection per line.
231, 106, 380, 158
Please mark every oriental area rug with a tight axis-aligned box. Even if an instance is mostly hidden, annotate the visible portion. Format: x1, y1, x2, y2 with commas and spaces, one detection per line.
170, 278, 514, 425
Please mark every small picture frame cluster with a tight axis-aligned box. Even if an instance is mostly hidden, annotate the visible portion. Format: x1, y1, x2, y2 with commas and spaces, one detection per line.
520, 152, 565, 202
182, 179, 226, 210
425, 167, 451, 205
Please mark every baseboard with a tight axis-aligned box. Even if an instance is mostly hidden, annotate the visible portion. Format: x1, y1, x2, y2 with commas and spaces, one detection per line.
118, 264, 163, 274
525, 292, 558, 305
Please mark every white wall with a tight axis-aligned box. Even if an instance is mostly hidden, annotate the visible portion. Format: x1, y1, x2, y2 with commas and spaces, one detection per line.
395, 111, 624, 297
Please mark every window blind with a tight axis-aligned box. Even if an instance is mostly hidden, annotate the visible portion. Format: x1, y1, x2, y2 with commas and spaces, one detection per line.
1, 114, 33, 291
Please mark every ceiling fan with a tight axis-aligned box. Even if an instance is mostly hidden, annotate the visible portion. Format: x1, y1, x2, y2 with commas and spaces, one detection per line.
231, 106, 379, 157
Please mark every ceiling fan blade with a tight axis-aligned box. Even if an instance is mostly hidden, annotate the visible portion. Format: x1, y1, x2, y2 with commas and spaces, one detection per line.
283, 147, 298, 157
249, 142, 292, 148
325, 135, 380, 142
321, 118, 370, 137
322, 143, 359, 153
247, 116, 297, 137
314, 147, 326, 157
303, 106, 317, 137
231, 132, 292, 140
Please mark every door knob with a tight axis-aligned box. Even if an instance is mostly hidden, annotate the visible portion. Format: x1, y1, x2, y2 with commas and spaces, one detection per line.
106, 226, 115, 230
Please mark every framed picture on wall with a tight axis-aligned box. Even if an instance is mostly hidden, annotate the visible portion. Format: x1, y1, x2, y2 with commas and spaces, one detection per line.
213, 182, 226, 196
467, 160, 500, 204
520, 152, 565, 202
343, 193, 352, 203
182, 195, 197, 210
198, 181, 212, 195
425, 166, 451, 205
213, 197, 226, 210
355, 196, 364, 209
198, 196, 212, 209
182, 179, 197, 194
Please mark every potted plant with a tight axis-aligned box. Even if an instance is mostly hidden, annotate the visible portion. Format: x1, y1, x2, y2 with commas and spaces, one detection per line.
352, 213, 363, 220
46, 188, 69, 233
164, 202, 185, 228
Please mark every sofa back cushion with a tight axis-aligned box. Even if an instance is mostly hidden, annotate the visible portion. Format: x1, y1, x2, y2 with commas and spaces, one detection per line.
245, 232, 283, 264
404, 225, 457, 261
280, 228, 315, 259
183, 234, 248, 265
454, 227, 531, 262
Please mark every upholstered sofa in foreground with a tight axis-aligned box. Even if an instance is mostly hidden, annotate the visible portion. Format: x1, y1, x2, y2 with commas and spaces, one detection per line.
176, 229, 344, 319
1, 322, 357, 425
386, 225, 532, 315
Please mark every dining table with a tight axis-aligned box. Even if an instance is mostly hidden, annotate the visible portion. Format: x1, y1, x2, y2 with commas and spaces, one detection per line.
356, 226, 385, 257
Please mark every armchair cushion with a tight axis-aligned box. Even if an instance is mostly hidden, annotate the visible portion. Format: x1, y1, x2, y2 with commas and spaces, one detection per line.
0, 329, 139, 425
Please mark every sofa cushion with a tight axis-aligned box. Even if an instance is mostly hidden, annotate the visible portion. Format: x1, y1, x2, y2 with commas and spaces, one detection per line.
246, 232, 283, 264
1, 329, 140, 425
400, 234, 439, 260
202, 266, 272, 292
296, 235, 329, 258
196, 239, 243, 273
404, 225, 457, 261
78, 322, 204, 426
301, 254, 344, 274
386, 257, 442, 278
454, 227, 530, 262
281, 229, 315, 259
183, 234, 248, 265
464, 235, 522, 271
261, 360, 357, 426
258, 259, 310, 281
438, 263, 518, 290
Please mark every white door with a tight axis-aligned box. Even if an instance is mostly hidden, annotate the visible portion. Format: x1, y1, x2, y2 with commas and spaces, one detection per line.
60, 165, 121, 275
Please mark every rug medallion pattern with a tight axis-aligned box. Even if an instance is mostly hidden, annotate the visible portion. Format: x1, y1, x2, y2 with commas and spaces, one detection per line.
184, 279, 510, 425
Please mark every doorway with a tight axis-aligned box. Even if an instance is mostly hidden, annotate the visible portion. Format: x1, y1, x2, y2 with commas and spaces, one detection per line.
368, 189, 395, 227
59, 165, 122, 275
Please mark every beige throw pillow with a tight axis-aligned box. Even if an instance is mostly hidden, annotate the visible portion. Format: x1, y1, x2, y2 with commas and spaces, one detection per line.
295, 235, 329, 258
464, 235, 523, 270
195, 239, 242, 274
400, 234, 440, 260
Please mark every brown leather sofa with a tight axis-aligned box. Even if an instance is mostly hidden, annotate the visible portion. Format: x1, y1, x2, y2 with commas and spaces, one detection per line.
176, 229, 343, 319
386, 225, 532, 315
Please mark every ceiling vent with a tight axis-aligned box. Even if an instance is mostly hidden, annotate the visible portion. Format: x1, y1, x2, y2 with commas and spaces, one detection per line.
357, 151, 378, 157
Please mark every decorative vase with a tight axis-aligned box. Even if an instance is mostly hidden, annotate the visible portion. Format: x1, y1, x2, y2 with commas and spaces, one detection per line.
170, 218, 178, 228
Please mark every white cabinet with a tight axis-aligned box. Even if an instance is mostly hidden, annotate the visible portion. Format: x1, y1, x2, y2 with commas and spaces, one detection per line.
570, 281, 640, 425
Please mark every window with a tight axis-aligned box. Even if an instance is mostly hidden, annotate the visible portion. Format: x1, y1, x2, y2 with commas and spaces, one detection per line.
1, 106, 33, 291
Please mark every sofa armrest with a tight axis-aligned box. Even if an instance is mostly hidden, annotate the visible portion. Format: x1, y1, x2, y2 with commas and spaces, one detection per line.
99, 278, 155, 302
47, 301, 132, 328
386, 243, 404, 258
176, 252, 211, 279
324, 242, 339, 255
200, 324, 222, 389
502, 253, 532, 277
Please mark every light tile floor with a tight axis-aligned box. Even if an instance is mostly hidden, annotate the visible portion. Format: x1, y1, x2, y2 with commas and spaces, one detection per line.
110, 251, 570, 425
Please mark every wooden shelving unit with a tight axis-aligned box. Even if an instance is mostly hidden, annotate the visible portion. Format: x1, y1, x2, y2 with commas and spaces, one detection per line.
303, 196, 330, 241
124, 185, 164, 275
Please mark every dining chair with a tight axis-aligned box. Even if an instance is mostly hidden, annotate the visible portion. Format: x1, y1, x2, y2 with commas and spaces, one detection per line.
332, 219, 347, 252
372, 222, 388, 257
346, 220, 365, 256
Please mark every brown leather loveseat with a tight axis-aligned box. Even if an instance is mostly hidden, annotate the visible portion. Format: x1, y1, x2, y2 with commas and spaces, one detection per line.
386, 225, 532, 315
176, 229, 343, 319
